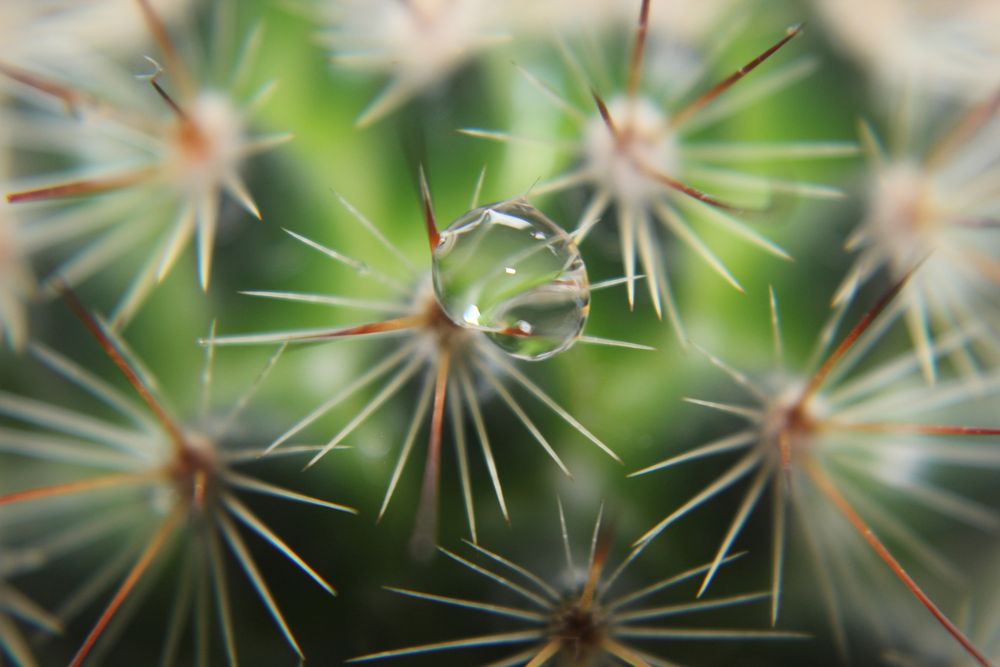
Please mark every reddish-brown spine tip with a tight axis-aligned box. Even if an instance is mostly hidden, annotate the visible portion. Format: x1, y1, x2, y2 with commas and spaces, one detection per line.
805, 459, 990, 667
803, 262, 920, 400
591, 89, 619, 139
418, 166, 440, 250
670, 23, 804, 130
626, 0, 652, 97
6, 169, 156, 205
59, 284, 188, 454
638, 161, 746, 212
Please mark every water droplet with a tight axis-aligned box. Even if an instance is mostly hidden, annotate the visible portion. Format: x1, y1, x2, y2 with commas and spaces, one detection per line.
432, 199, 590, 361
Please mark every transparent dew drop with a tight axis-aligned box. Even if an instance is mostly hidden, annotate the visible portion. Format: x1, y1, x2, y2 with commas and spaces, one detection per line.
432, 199, 590, 361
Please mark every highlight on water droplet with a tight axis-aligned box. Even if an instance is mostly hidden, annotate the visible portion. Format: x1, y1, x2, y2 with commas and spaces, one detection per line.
432, 199, 590, 361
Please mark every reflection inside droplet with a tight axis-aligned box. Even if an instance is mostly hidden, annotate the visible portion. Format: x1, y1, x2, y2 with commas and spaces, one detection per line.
462, 303, 481, 326
432, 199, 590, 361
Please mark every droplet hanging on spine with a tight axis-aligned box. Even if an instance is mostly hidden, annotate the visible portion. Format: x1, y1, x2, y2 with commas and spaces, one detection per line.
432, 199, 590, 361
